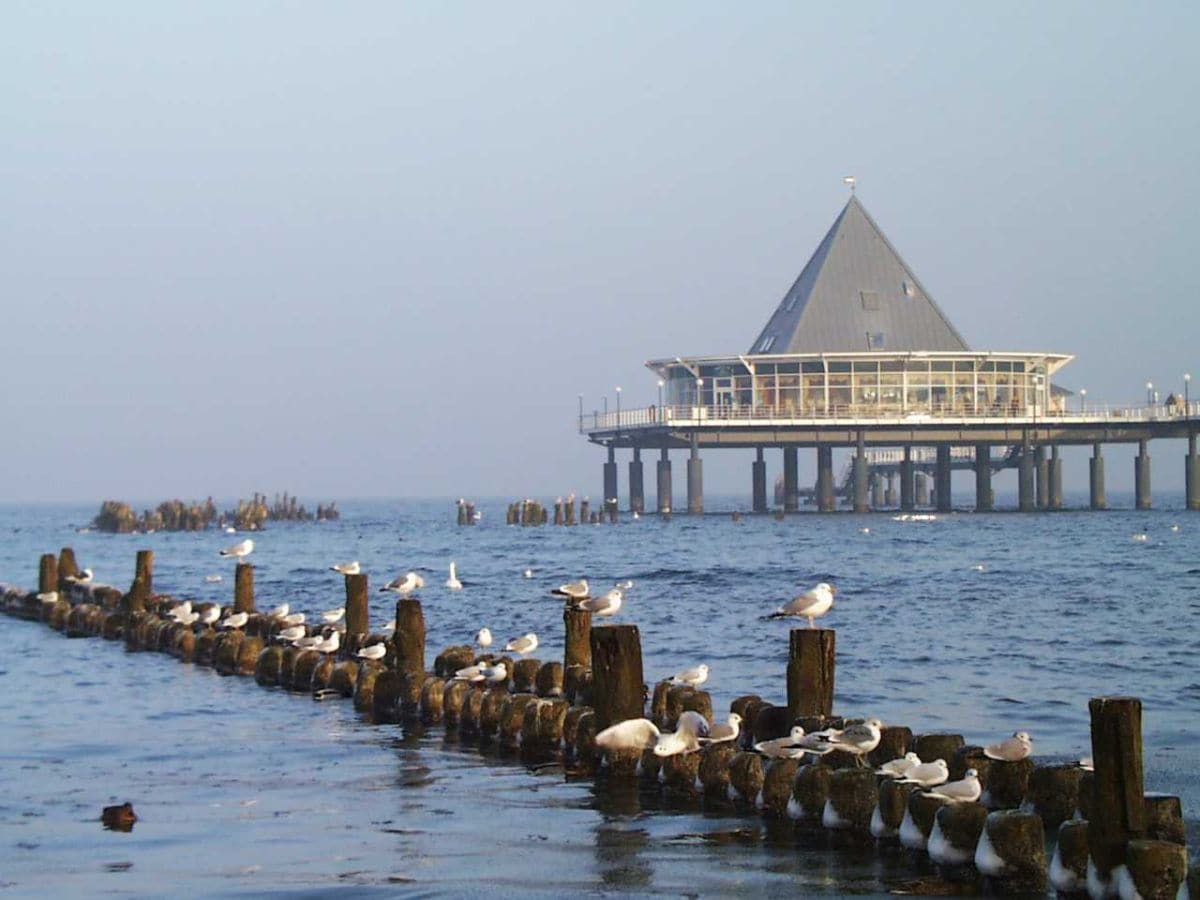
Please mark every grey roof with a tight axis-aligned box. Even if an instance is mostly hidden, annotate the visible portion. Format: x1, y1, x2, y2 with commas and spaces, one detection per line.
748, 196, 970, 354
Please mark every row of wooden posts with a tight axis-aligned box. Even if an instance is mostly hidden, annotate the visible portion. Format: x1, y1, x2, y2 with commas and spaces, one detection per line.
3, 547, 1194, 899
502, 497, 620, 527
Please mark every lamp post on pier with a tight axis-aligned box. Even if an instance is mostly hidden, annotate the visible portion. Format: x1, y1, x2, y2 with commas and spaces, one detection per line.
1146, 381, 1154, 406
1185, 373, 1191, 417
616, 386, 622, 422
1079, 388, 1087, 414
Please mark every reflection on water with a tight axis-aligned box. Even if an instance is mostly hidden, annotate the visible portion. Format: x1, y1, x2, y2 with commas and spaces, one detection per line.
0, 497, 1197, 896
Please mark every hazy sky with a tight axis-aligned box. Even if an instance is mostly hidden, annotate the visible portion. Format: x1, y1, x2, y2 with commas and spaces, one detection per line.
5, 2, 1198, 504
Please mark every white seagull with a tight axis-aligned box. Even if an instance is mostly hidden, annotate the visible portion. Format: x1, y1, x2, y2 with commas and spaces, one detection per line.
505, 633, 538, 655
552, 579, 589, 600
65, 568, 94, 585
330, 561, 360, 576
596, 718, 661, 752
219, 611, 249, 630
321, 607, 345, 624
669, 664, 709, 687
219, 538, 254, 560
984, 731, 1033, 762
770, 582, 836, 628
380, 572, 424, 596
356, 643, 386, 661
877, 752, 922, 778
476, 627, 493, 649
482, 662, 508, 684
37, 591, 58, 604
268, 602, 290, 619
446, 562, 463, 591
199, 606, 221, 626
577, 588, 623, 617
797, 718, 884, 766
925, 768, 982, 803
454, 662, 490, 682
653, 711, 709, 758
753, 726, 809, 759
898, 758, 950, 788
280, 612, 305, 626
314, 631, 341, 655
277, 625, 306, 642
699, 712, 741, 745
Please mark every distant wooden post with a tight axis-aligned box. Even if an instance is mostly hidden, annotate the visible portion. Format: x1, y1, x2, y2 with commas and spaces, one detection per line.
563, 606, 592, 670
57, 547, 80, 586
1088, 696, 1145, 883
129, 550, 153, 610
234, 563, 255, 612
391, 598, 426, 714
38, 554, 58, 596
344, 573, 369, 635
589, 624, 644, 731
787, 629, 835, 720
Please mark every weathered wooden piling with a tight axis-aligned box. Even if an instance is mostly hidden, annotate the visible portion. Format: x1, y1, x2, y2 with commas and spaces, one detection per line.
534, 661, 563, 697
344, 573, 369, 636
900, 791, 948, 851
57, 548, 79, 587
914, 732, 964, 765
563, 606, 591, 671
562, 705, 593, 763
1142, 793, 1186, 845
38, 553, 58, 596
353, 661, 383, 713
1121, 840, 1188, 900
929, 801, 987, 880
823, 768, 878, 835
391, 598, 426, 716
1023, 763, 1085, 828
255, 645, 285, 685
659, 750, 701, 794
479, 687, 508, 739
131, 549, 153, 606
787, 628, 835, 720
433, 645, 475, 678
752, 704, 791, 744
564, 664, 591, 705
790, 762, 834, 822
698, 742, 738, 798
511, 658, 540, 693
442, 678, 471, 725
974, 809, 1046, 895
589, 624, 645, 773
757, 757, 801, 817
328, 661, 358, 697
727, 751, 764, 804
579, 498, 590, 523
520, 697, 567, 752
1050, 818, 1090, 896
869, 725, 913, 767
1087, 696, 1144, 891
420, 676, 446, 723
982, 758, 1034, 810
873, 779, 919, 839
233, 563, 254, 613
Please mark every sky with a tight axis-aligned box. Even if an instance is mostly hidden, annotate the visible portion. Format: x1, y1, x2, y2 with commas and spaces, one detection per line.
4, 2, 1199, 504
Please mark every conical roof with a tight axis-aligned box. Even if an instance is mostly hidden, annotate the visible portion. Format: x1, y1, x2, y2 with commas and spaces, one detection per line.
748, 196, 969, 354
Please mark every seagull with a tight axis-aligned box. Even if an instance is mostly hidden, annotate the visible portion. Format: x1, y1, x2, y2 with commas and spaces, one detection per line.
168, 601, 193, 620
653, 711, 709, 757
482, 662, 508, 684
175, 610, 199, 626
204, 575, 223, 583
446, 562, 463, 591
577, 588, 623, 617
522, 569, 534, 579
984, 731, 1033, 762
877, 752, 922, 778
699, 713, 741, 745
596, 718, 661, 752
219, 538, 254, 560
314, 631, 340, 655
925, 768, 982, 803
198, 606, 221, 626
268, 602, 289, 619
753, 726, 809, 758
37, 591, 58, 604
798, 718, 883, 765
356, 643, 386, 661
898, 758, 950, 787
380, 572, 424, 595
616, 580, 633, 591
329, 561, 360, 576
552, 579, 589, 600
769, 582, 836, 628
476, 627, 493, 649
971, 564, 986, 572
277, 625, 306, 642
321, 607, 345, 624
1131, 533, 1148, 543
292, 635, 321, 649
280, 612, 305, 626
382, 619, 396, 633
65, 568, 94, 585
669, 664, 709, 687
219, 611, 249, 630
454, 662, 490, 682
505, 633, 538, 655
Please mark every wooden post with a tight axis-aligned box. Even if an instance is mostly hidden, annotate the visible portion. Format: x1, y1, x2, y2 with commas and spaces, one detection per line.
1088, 696, 1144, 883
391, 598, 426, 714
129, 550, 153, 610
589, 624, 644, 742
344, 573, 369, 635
57, 547, 80, 586
563, 606, 592, 670
38, 553, 58, 596
234, 562, 254, 612
786, 629, 835, 720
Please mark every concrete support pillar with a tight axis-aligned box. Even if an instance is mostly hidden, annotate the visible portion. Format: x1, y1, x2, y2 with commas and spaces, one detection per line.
885, 472, 898, 507
628, 447, 644, 514
783, 447, 799, 512
1135, 438, 1151, 510
871, 472, 884, 509
1018, 438, 1035, 512
853, 433, 869, 514
752, 447, 767, 514
1048, 445, 1063, 510
1034, 446, 1049, 509
687, 433, 703, 515
603, 445, 618, 509
935, 445, 952, 512
914, 472, 929, 507
900, 447, 915, 511
656, 447, 672, 514
974, 443, 993, 512
1187, 434, 1199, 511
816, 446, 835, 512
1090, 443, 1107, 510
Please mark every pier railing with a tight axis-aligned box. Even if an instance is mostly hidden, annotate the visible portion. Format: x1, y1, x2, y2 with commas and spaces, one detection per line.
580, 400, 1200, 433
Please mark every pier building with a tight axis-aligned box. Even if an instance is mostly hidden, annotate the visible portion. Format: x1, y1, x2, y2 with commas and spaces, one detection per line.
581, 195, 1199, 513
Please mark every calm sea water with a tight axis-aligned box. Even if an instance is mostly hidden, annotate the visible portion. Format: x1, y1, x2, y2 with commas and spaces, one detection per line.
1, 496, 1197, 897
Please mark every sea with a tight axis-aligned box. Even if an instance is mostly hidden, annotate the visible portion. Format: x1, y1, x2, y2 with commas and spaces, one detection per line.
1, 495, 1197, 897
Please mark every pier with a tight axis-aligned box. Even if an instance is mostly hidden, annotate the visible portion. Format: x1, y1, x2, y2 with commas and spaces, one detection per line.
581, 196, 1199, 513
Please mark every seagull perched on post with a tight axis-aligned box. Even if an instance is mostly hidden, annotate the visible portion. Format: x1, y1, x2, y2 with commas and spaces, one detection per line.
505, 633, 538, 656
552, 579, 589, 600
329, 561, 360, 576
576, 587, 623, 617
984, 731, 1033, 761
669, 664, 709, 687
380, 572, 424, 596
768, 582, 836, 628
219, 538, 254, 560
796, 718, 883, 766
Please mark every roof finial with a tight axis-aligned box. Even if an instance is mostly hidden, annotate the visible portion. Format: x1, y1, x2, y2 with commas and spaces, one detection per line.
843, 175, 856, 193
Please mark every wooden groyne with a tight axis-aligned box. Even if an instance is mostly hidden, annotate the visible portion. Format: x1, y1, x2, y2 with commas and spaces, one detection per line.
3, 548, 1195, 898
